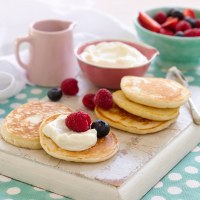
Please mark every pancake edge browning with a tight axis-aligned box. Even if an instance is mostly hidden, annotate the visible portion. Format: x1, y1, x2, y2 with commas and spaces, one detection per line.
1, 122, 41, 149
113, 90, 179, 121
39, 114, 119, 163
95, 106, 177, 135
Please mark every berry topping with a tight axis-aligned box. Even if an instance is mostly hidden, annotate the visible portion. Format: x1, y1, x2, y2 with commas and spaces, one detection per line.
183, 8, 196, 18
175, 31, 184, 36
194, 19, 200, 28
184, 17, 196, 27
139, 8, 200, 37
169, 9, 184, 20
184, 28, 200, 37
94, 88, 113, 110
47, 88, 63, 101
65, 111, 92, 132
82, 93, 95, 110
138, 11, 161, 32
159, 28, 173, 36
61, 78, 79, 95
153, 11, 167, 24
91, 120, 110, 139
175, 20, 191, 32
161, 17, 179, 30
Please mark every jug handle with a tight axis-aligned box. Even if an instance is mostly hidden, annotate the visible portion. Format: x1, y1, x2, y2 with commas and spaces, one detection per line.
15, 36, 32, 69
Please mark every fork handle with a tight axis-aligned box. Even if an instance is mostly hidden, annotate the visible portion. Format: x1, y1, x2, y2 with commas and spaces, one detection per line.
188, 98, 200, 125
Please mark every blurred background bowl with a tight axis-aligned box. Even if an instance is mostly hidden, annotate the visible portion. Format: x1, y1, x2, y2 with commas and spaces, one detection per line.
75, 39, 158, 89
134, 7, 200, 69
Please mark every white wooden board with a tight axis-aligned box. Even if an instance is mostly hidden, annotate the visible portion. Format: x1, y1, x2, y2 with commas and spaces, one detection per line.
0, 74, 200, 200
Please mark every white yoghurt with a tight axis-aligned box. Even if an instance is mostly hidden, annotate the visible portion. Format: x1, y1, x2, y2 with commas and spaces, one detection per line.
42, 114, 97, 151
80, 41, 148, 68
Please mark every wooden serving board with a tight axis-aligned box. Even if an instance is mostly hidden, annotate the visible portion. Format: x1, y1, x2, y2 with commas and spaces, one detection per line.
0, 74, 200, 200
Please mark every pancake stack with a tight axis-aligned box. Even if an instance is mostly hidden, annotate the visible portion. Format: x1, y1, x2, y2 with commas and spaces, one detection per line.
95, 76, 190, 134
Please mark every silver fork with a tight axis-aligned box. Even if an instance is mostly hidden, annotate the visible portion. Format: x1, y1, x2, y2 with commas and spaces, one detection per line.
166, 66, 200, 125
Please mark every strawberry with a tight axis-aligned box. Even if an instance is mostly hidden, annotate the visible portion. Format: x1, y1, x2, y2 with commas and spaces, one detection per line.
138, 11, 161, 32
183, 8, 196, 18
161, 17, 179, 31
159, 28, 174, 36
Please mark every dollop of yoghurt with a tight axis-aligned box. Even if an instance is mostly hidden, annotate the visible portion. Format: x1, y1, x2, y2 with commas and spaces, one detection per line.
80, 41, 148, 68
42, 114, 97, 151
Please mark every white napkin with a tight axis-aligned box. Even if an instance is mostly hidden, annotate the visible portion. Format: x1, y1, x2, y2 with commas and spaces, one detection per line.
0, 9, 136, 100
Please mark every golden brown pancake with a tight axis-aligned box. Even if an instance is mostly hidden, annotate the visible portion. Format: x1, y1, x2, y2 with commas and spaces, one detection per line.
1, 101, 71, 149
39, 114, 119, 163
113, 90, 179, 121
121, 76, 190, 108
95, 105, 177, 134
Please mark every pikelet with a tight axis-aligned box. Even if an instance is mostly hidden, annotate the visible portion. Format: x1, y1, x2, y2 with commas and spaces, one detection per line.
121, 76, 190, 108
1, 101, 71, 149
95, 105, 177, 135
113, 90, 179, 121
39, 114, 119, 163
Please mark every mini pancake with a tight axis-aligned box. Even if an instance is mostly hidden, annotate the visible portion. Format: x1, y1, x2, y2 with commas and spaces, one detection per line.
1, 101, 71, 149
113, 90, 179, 121
39, 114, 119, 163
95, 105, 177, 134
121, 76, 190, 108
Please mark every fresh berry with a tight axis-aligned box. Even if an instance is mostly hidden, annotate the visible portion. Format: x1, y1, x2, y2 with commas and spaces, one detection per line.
65, 111, 92, 132
153, 11, 167, 24
161, 17, 179, 30
61, 78, 79, 95
159, 28, 173, 36
167, 9, 175, 17
170, 9, 184, 20
94, 88, 113, 110
175, 20, 191, 32
91, 120, 110, 139
184, 28, 200, 37
47, 88, 62, 101
184, 17, 196, 27
183, 8, 196, 18
194, 19, 200, 28
175, 31, 184, 36
82, 93, 95, 110
138, 11, 161, 32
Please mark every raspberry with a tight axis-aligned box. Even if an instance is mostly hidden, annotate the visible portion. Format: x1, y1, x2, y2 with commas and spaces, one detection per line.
61, 78, 79, 95
194, 19, 200, 28
159, 28, 174, 36
94, 88, 113, 110
82, 93, 95, 110
65, 111, 92, 132
153, 11, 167, 24
175, 20, 191, 32
184, 28, 200, 37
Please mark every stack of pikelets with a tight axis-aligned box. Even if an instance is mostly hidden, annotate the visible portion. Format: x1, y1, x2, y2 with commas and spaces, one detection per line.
95, 76, 190, 134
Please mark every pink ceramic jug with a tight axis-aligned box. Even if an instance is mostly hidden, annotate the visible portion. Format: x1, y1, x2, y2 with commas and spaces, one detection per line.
15, 19, 78, 87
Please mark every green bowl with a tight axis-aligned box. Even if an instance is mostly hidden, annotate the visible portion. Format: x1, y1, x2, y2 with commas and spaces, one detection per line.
134, 7, 200, 69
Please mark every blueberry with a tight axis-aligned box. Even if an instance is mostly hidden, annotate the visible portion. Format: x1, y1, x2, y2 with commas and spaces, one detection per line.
175, 31, 184, 37
168, 9, 184, 20
184, 17, 196, 27
47, 88, 63, 101
91, 120, 110, 139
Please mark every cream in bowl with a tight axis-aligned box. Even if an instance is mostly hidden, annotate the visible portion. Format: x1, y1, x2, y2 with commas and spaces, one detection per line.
80, 41, 148, 68
75, 39, 159, 89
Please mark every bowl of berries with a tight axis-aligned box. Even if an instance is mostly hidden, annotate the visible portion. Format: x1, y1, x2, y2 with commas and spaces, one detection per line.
134, 7, 200, 69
